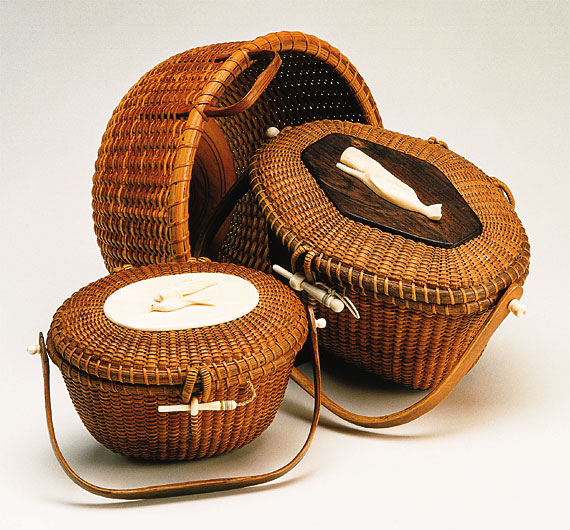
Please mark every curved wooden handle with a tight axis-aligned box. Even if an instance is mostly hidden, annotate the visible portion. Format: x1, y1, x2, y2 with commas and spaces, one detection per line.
291, 283, 523, 428
204, 50, 282, 118
38, 305, 321, 499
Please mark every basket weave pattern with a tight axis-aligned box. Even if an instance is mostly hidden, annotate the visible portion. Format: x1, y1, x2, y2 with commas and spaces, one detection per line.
231, 120, 530, 389
61, 361, 292, 461
92, 32, 381, 270
315, 291, 490, 389
47, 261, 307, 460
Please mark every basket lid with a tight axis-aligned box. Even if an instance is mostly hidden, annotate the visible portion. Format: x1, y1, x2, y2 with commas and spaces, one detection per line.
47, 261, 307, 386
251, 120, 530, 314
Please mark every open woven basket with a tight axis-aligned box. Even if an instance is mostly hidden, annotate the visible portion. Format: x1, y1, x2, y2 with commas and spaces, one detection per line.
92, 31, 380, 270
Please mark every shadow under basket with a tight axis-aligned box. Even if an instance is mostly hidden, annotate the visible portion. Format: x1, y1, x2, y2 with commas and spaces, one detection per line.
45, 260, 308, 461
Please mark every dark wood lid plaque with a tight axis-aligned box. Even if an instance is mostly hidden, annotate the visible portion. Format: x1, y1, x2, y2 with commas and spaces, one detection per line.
301, 134, 482, 248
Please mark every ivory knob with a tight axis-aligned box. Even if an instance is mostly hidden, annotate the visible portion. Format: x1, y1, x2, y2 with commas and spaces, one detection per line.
265, 127, 280, 138
508, 299, 527, 318
315, 318, 327, 329
27, 344, 40, 355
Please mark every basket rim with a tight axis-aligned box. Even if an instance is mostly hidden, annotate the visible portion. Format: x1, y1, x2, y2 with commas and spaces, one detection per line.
49, 340, 295, 395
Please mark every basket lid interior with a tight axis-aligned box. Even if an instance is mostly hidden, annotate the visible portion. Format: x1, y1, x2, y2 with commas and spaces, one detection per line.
92, 32, 381, 270
47, 261, 307, 386
251, 120, 530, 310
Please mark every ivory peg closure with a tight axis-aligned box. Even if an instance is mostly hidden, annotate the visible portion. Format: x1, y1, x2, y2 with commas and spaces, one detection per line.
272, 265, 345, 313
508, 299, 527, 317
158, 398, 237, 415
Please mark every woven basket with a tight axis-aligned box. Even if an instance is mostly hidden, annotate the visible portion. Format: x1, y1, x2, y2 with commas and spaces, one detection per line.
224, 120, 531, 392
92, 31, 381, 270
45, 260, 309, 461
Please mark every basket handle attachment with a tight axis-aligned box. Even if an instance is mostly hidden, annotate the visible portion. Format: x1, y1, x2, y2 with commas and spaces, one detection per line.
203, 50, 282, 118
290, 282, 524, 428
487, 176, 515, 207
35, 305, 321, 500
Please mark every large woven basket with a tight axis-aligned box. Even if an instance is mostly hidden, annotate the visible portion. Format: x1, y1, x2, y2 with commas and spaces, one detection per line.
45, 260, 308, 461
92, 31, 380, 270
226, 120, 531, 391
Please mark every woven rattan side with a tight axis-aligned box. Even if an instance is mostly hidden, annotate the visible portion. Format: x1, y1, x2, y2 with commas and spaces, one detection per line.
61, 357, 293, 461
231, 120, 530, 389
314, 291, 491, 389
92, 32, 381, 270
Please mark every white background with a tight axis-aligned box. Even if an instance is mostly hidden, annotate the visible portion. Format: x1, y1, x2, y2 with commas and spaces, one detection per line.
1, 1, 568, 529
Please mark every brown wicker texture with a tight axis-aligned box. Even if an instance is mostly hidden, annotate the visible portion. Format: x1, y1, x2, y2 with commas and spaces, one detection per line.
92, 31, 381, 270
46, 260, 308, 461
232, 120, 531, 389
317, 291, 491, 389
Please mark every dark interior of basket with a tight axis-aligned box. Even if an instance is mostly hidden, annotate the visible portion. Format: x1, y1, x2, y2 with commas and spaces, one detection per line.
188, 51, 370, 250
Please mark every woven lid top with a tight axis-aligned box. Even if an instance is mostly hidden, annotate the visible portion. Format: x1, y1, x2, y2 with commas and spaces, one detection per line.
251, 120, 530, 314
47, 261, 307, 386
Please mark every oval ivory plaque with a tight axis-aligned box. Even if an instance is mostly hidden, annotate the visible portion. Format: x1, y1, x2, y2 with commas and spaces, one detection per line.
103, 273, 259, 331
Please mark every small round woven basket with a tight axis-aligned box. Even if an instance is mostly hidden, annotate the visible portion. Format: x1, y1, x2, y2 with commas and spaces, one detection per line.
46, 260, 308, 461
92, 31, 381, 270
226, 120, 531, 390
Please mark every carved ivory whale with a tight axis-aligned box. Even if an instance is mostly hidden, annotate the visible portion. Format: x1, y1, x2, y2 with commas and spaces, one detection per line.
336, 147, 442, 221
150, 281, 217, 312
103, 273, 260, 331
